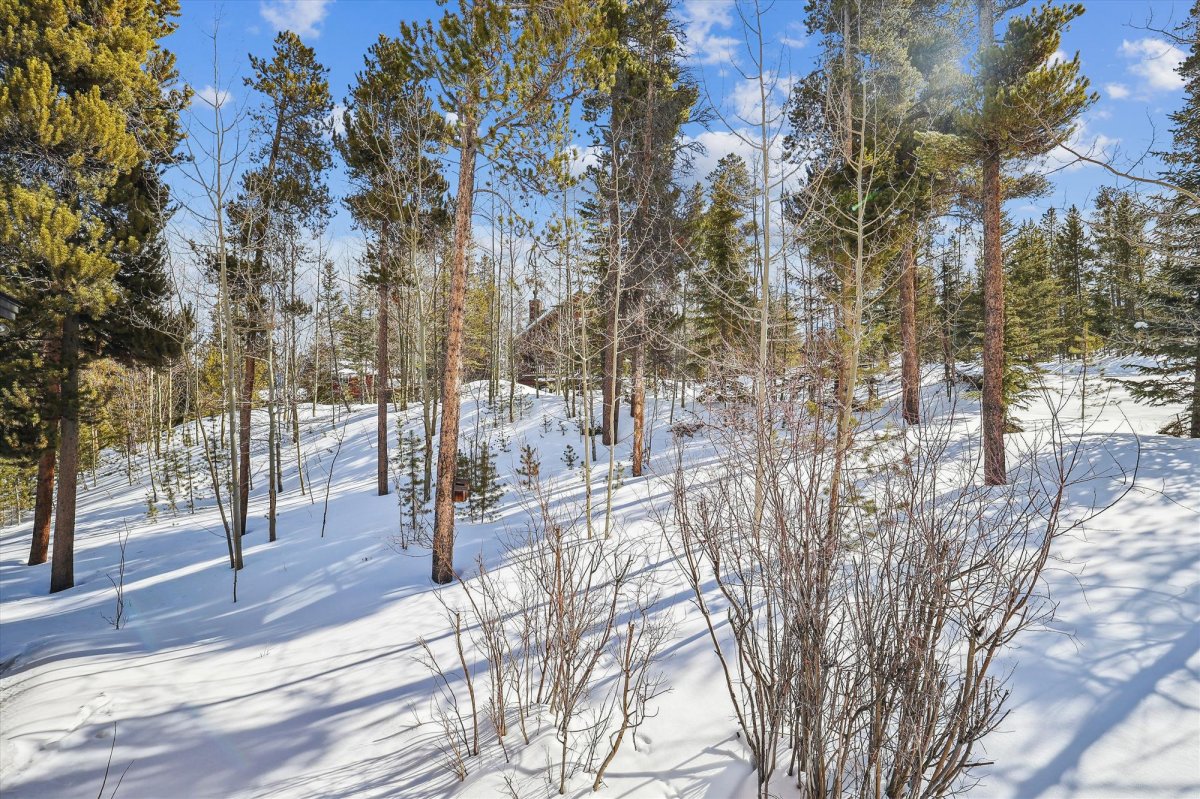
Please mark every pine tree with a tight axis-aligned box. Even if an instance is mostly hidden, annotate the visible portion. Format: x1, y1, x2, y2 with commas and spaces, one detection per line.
399, 0, 611, 583
1004, 219, 1065, 410
694, 154, 756, 363
1053, 205, 1096, 358
1091, 187, 1151, 339
230, 30, 333, 538
515, 443, 540, 489
1126, 3, 1199, 437
961, 0, 1094, 484
341, 35, 450, 499
0, 0, 186, 592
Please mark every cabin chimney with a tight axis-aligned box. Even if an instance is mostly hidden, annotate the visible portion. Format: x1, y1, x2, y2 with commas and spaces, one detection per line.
529, 297, 543, 324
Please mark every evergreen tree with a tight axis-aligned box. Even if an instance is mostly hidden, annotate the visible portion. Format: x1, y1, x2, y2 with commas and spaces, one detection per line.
399, 0, 610, 584
1053, 204, 1096, 358
1004, 219, 1065, 409
1126, 3, 1199, 437
960, 0, 1094, 484
694, 154, 756, 362
0, 0, 186, 591
515, 443, 540, 489
230, 30, 333, 537
341, 35, 450, 498
1091, 187, 1151, 339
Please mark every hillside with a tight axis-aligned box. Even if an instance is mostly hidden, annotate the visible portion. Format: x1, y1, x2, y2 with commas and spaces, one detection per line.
1, 368, 1197, 798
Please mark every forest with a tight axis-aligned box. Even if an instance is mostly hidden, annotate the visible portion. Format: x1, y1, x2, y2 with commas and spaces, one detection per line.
1, 0, 1197, 797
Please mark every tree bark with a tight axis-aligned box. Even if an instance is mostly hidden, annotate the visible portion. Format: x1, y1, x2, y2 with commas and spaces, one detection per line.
377, 245, 390, 497
899, 237, 920, 425
629, 295, 646, 477
29, 446, 55, 566
979, 0, 1006, 485
50, 314, 80, 593
1190, 333, 1199, 439
981, 147, 1006, 484
431, 113, 477, 585
602, 133, 623, 447
239, 351, 255, 533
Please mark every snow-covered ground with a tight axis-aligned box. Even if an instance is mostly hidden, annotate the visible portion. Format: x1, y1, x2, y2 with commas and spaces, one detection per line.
1, 365, 1196, 798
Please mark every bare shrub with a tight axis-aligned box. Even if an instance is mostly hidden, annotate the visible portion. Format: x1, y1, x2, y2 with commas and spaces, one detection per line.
668, 380, 1120, 798
419, 473, 673, 794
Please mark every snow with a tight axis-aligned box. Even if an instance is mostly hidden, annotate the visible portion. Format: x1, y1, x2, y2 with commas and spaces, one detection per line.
1, 367, 1197, 798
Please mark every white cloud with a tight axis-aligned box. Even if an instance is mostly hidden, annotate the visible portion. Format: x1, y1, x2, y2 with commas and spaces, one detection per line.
1047, 49, 1067, 66
259, 0, 332, 39
724, 71, 794, 124
682, 0, 740, 65
682, 128, 802, 195
1119, 37, 1185, 92
195, 85, 232, 109
1041, 120, 1119, 173
780, 21, 806, 49
444, 111, 459, 127
1104, 82, 1130, 100
566, 143, 600, 177
328, 103, 347, 137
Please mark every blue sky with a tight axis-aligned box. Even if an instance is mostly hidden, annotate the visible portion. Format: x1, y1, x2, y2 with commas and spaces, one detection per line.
167, 0, 1192, 258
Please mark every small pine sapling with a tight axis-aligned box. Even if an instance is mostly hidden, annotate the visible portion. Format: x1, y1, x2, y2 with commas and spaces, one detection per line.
516, 444, 541, 489
561, 444, 579, 470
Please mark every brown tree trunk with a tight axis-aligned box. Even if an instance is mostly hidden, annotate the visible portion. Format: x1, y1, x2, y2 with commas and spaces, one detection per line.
899, 237, 920, 426
50, 314, 80, 594
978, 0, 1006, 485
629, 297, 646, 477
431, 114, 477, 585
981, 147, 1006, 485
377, 255, 390, 497
29, 447, 55, 566
239, 351, 255, 534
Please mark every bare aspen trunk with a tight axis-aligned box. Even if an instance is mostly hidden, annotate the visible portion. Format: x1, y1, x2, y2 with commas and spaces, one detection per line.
49, 314, 80, 593
602, 146, 623, 447
431, 114, 477, 585
29, 447, 55, 566
899, 236, 920, 425
239, 352, 255, 534
1190, 333, 1200, 438
267, 315, 279, 542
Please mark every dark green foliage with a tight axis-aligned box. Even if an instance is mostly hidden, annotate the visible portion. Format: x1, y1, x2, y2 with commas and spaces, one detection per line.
561, 444, 580, 471
396, 429, 429, 544
1004, 218, 1066, 404
693, 154, 756, 360
1090, 187, 1151, 337
1125, 4, 1199, 437
456, 442, 503, 523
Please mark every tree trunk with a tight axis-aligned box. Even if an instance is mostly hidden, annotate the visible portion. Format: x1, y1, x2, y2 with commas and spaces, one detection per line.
899, 237, 920, 425
239, 352, 255, 533
267, 322, 279, 542
602, 138, 623, 447
29, 446, 55, 566
629, 297, 646, 477
981, 148, 1006, 485
378, 249, 390, 497
431, 114, 477, 585
979, 0, 1006, 485
1190, 335, 1200, 438
50, 314, 80, 594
